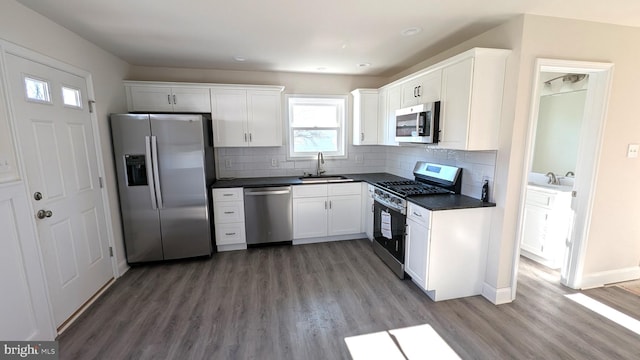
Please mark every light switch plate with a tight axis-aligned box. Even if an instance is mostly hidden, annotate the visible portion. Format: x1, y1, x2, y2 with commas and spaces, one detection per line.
627, 144, 639, 158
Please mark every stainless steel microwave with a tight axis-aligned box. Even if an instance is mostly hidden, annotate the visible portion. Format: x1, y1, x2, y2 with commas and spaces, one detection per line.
395, 102, 440, 143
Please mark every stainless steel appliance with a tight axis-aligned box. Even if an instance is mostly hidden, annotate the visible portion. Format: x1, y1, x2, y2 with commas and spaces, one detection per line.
372, 162, 461, 278
244, 186, 293, 245
110, 114, 214, 263
395, 102, 440, 143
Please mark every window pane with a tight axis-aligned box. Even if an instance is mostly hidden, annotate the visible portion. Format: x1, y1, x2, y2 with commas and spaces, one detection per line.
24, 77, 51, 103
62, 86, 82, 108
292, 104, 338, 127
293, 129, 338, 152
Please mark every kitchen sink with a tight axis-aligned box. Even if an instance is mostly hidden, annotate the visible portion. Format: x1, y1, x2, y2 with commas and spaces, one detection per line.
298, 175, 354, 183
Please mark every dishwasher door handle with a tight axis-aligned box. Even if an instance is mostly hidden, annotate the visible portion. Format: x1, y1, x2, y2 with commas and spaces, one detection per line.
244, 190, 291, 196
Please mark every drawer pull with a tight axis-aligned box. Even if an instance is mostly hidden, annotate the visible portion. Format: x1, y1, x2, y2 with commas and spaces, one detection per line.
223, 211, 235, 214
223, 194, 234, 197
413, 211, 422, 217
225, 232, 236, 236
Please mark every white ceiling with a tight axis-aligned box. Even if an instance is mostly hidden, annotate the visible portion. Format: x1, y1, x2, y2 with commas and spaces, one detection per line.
16, 0, 640, 76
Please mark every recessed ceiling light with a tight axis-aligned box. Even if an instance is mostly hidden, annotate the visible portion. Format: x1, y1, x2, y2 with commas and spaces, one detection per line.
401, 27, 422, 37
357, 63, 371, 68
316, 67, 328, 71
233, 56, 247, 62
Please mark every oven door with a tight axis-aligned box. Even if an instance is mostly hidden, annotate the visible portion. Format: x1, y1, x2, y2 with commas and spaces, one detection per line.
373, 200, 406, 264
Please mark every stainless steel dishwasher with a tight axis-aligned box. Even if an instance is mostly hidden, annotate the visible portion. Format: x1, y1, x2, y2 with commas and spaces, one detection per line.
243, 186, 293, 245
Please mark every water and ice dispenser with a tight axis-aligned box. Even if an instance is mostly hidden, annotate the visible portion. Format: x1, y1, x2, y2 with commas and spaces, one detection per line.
124, 154, 148, 186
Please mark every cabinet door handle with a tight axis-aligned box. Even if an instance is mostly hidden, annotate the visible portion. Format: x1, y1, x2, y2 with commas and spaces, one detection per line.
173, 94, 177, 104
167, 94, 171, 104
225, 232, 236, 236
325, 201, 327, 210
413, 87, 417, 98
223, 193, 233, 197
244, 133, 248, 142
223, 211, 235, 214
413, 211, 422, 217
249, 133, 252, 142
417, 85, 422, 97
329, 200, 332, 209
395, 240, 399, 252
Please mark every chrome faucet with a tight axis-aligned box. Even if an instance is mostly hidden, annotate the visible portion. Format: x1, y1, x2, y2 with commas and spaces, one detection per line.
316, 152, 325, 176
545, 172, 559, 185
565, 171, 575, 177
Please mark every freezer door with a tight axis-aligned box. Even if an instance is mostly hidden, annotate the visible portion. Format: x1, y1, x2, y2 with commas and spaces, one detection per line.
150, 114, 212, 259
110, 114, 163, 263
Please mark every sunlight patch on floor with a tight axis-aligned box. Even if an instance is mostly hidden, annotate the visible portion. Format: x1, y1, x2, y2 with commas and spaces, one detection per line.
344, 324, 461, 360
565, 293, 640, 336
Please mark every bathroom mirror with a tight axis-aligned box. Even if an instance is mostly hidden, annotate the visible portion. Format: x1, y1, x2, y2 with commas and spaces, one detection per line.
531, 72, 588, 175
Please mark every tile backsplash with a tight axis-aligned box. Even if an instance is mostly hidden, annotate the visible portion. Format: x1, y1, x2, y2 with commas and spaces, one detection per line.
215, 145, 496, 200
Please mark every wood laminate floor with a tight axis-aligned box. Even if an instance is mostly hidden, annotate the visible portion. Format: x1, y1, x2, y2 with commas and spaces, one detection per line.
57, 239, 640, 359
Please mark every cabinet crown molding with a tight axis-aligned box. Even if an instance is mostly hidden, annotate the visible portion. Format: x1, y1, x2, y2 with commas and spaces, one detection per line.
124, 80, 284, 92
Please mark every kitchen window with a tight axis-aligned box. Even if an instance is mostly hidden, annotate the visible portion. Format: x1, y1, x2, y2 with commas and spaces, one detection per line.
286, 95, 346, 158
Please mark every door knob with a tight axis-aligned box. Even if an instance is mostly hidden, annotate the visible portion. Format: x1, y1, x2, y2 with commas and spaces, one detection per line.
34, 192, 43, 201
36, 210, 53, 219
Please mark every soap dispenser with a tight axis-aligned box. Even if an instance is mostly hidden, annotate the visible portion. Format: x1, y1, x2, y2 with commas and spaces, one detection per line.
481, 180, 489, 202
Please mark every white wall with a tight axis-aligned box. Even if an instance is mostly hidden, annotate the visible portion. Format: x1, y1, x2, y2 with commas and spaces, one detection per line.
0, 0, 130, 272
519, 16, 640, 281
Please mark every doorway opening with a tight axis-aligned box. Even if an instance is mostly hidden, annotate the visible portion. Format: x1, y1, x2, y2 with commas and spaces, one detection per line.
512, 59, 614, 298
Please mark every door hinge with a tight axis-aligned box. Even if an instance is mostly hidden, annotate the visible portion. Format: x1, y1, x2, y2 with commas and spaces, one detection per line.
98, 176, 104, 188
109, 247, 113, 257
88, 100, 96, 113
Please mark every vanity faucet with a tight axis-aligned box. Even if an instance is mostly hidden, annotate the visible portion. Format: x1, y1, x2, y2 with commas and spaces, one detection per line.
545, 172, 559, 185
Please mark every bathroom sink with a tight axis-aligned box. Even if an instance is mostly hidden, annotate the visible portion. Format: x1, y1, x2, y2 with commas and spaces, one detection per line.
528, 182, 573, 192
298, 175, 354, 183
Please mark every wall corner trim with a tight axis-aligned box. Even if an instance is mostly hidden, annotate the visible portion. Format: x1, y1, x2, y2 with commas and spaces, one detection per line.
482, 282, 513, 305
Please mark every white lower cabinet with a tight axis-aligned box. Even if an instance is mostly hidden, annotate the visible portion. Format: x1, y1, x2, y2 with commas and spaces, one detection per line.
520, 186, 572, 269
404, 202, 492, 301
212, 188, 247, 251
292, 183, 362, 242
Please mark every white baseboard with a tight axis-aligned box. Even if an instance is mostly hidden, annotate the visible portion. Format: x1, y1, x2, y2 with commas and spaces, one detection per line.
117, 260, 129, 278
579, 266, 640, 289
481, 282, 513, 305
292, 233, 365, 245
217, 243, 248, 252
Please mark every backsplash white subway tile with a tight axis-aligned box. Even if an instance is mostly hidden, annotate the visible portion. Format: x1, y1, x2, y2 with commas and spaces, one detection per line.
385, 145, 496, 200
215, 145, 496, 200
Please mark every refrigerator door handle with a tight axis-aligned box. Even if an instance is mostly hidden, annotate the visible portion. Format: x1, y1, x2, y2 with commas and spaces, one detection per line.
145, 136, 158, 210
151, 135, 164, 209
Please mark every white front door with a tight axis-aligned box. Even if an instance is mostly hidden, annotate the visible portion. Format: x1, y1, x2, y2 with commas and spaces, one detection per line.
5, 53, 113, 328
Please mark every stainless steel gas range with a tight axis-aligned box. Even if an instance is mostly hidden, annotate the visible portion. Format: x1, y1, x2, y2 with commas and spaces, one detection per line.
372, 162, 462, 278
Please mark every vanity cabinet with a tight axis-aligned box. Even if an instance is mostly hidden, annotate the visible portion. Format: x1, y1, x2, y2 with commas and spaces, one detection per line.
212, 188, 247, 251
438, 49, 510, 150
351, 89, 379, 145
211, 86, 284, 147
404, 202, 492, 301
125, 82, 211, 113
399, 69, 442, 108
520, 185, 573, 269
292, 183, 362, 241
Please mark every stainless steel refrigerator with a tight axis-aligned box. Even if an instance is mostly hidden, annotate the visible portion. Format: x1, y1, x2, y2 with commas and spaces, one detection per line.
110, 114, 214, 263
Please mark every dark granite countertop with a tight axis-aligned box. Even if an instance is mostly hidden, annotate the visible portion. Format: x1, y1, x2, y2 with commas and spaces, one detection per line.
407, 194, 496, 211
210, 172, 410, 188
210, 172, 494, 210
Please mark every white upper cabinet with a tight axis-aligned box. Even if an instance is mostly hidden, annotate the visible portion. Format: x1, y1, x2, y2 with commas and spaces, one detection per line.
400, 69, 442, 108
125, 82, 211, 113
360, 47, 509, 150
211, 86, 284, 147
438, 49, 510, 150
351, 89, 378, 145
378, 85, 401, 146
